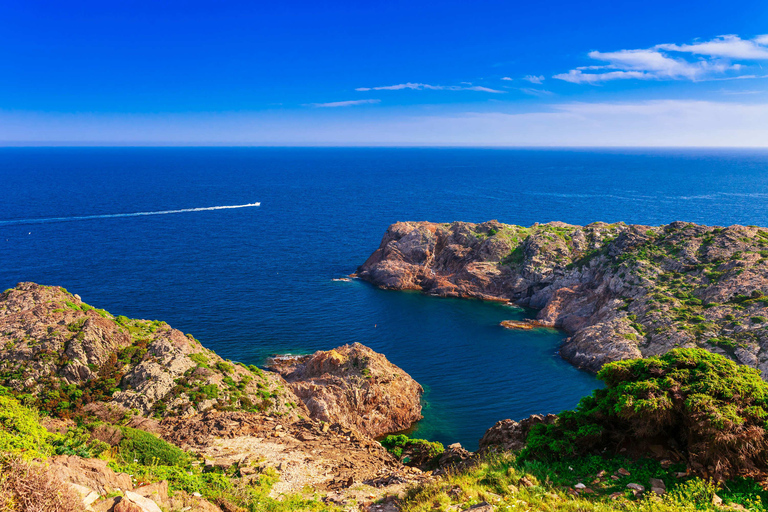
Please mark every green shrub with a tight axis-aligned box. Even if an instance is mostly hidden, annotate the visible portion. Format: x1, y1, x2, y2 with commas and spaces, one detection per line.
381, 434, 444, 468
117, 427, 190, 466
215, 361, 233, 374
523, 348, 768, 480
0, 395, 55, 459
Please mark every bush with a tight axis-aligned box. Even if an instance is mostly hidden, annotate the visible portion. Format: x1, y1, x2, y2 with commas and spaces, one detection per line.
523, 348, 768, 480
117, 427, 191, 466
0, 395, 55, 459
381, 434, 444, 468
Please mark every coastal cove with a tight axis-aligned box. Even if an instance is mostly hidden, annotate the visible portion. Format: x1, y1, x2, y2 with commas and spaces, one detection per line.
4, 147, 768, 450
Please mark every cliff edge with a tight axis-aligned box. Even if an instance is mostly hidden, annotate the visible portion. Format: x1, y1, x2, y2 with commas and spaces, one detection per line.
359, 220, 768, 375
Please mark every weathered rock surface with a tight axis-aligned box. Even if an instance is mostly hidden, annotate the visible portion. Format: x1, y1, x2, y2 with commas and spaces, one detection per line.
160, 409, 424, 496
0, 283, 302, 418
478, 414, 557, 453
267, 343, 423, 438
359, 220, 768, 376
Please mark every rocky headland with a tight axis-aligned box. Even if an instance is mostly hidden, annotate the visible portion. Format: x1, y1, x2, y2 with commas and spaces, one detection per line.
0, 283, 427, 511
358, 220, 768, 375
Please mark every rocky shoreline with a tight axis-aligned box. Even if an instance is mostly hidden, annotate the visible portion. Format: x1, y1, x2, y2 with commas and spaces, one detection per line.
358, 220, 768, 376
0, 283, 437, 511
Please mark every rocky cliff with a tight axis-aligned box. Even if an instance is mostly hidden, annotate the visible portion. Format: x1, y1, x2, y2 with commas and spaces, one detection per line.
0, 283, 428, 511
268, 343, 423, 438
0, 282, 300, 419
358, 220, 768, 375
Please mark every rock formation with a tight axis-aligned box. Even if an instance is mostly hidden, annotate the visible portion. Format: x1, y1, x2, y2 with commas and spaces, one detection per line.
359, 220, 768, 376
267, 343, 423, 438
0, 282, 300, 419
0, 282, 429, 510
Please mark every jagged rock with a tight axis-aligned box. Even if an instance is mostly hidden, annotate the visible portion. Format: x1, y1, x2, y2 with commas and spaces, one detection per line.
478, 414, 556, 453
359, 221, 768, 377
268, 343, 423, 437
437, 443, 473, 470
122, 491, 163, 512
48, 456, 133, 495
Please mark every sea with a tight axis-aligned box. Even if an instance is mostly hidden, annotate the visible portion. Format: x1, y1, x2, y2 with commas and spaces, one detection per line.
2, 147, 768, 450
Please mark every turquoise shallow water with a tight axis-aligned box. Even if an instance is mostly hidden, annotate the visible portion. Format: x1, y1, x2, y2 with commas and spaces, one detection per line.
3, 147, 768, 449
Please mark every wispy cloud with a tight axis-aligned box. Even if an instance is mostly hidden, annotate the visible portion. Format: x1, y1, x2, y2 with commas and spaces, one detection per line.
309, 99, 381, 108
657, 35, 768, 60
501, 77, 513, 81
523, 75, 545, 84
519, 88, 554, 97
355, 82, 504, 93
554, 35, 768, 84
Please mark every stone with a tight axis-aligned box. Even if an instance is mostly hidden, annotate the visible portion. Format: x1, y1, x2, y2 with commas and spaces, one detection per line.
114, 500, 144, 512
650, 478, 666, 495
626, 483, 645, 492
617, 468, 630, 476
574, 483, 586, 489
92, 497, 121, 512
123, 491, 163, 512
518, 476, 535, 487
464, 502, 494, 511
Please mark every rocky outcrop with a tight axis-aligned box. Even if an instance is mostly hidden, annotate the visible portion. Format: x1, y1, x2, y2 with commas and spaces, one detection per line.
478, 414, 557, 453
268, 343, 423, 438
0, 283, 302, 419
359, 220, 768, 377
0, 283, 434, 510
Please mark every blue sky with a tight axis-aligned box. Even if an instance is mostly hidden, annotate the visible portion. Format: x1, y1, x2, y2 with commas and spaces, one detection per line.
3, 0, 768, 145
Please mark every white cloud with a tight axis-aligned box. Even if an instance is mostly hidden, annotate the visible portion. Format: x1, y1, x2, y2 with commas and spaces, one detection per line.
501, 77, 513, 81
519, 88, 554, 97
553, 69, 651, 84
355, 82, 504, 93
657, 35, 768, 60
309, 99, 380, 108
523, 75, 545, 84
554, 35, 764, 84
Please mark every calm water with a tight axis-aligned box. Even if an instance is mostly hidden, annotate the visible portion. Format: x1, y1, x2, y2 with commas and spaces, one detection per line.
3, 147, 768, 449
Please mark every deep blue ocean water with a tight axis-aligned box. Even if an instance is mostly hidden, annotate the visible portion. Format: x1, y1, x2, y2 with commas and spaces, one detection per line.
3, 147, 768, 450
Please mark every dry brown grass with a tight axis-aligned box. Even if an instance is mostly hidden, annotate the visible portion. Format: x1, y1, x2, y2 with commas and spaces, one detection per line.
0, 456, 82, 512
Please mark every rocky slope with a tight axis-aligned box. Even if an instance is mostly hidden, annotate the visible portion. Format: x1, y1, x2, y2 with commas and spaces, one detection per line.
358, 220, 768, 375
0, 282, 301, 419
0, 283, 429, 511
268, 343, 423, 438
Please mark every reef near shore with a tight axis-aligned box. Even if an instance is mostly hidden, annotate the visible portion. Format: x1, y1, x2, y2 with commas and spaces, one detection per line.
359, 220, 768, 375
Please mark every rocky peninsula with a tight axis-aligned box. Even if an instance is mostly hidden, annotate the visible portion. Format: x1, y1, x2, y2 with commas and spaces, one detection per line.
358, 220, 768, 375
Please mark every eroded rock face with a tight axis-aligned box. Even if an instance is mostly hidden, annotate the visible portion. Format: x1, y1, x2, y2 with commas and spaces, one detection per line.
0, 283, 301, 419
268, 343, 423, 438
359, 221, 768, 377
478, 414, 557, 453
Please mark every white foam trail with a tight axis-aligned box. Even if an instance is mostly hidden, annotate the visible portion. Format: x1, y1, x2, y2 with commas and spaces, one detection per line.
0, 202, 260, 227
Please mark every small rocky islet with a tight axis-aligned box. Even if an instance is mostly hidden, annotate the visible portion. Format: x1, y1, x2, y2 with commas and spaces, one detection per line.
4, 220, 768, 511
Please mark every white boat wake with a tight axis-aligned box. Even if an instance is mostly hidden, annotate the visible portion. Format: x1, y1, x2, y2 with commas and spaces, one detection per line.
0, 202, 261, 226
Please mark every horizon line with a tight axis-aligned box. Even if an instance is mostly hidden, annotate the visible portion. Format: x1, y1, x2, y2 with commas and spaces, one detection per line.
3, 143, 768, 150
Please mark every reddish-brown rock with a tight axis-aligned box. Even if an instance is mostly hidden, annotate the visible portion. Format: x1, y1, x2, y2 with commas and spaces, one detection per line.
360, 221, 768, 377
268, 343, 423, 438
